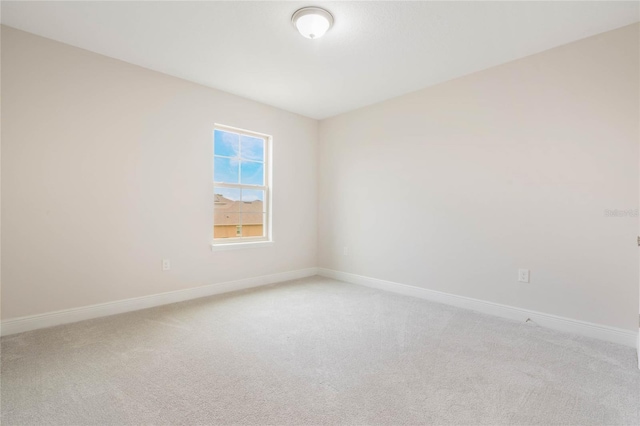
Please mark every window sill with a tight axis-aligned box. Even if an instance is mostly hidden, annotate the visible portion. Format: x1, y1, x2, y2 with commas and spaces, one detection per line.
210, 240, 274, 251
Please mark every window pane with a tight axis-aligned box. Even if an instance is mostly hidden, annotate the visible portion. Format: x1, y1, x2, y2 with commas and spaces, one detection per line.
214, 188, 241, 239
214, 157, 239, 184
240, 212, 265, 237
214, 130, 239, 157
213, 212, 241, 239
240, 135, 264, 162
241, 189, 265, 205
240, 161, 264, 185
213, 210, 240, 226
214, 187, 240, 202
240, 190, 264, 237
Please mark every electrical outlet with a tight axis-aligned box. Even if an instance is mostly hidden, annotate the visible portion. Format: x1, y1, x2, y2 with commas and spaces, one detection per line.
518, 269, 530, 283
162, 259, 171, 271
343, 246, 349, 256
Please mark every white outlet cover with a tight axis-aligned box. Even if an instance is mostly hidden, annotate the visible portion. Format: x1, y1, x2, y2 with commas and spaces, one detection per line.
518, 269, 530, 283
162, 259, 170, 271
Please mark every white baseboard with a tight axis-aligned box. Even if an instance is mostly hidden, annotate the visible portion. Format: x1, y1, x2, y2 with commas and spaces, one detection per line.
318, 268, 638, 349
637, 331, 640, 369
1, 267, 318, 336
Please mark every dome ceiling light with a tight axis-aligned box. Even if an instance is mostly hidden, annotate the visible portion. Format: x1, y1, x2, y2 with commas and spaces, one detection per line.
291, 7, 334, 39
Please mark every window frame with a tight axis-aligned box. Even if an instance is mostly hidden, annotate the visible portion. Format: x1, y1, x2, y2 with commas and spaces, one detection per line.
211, 124, 272, 248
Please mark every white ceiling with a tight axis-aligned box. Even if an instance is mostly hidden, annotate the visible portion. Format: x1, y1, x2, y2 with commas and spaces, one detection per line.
2, 1, 638, 119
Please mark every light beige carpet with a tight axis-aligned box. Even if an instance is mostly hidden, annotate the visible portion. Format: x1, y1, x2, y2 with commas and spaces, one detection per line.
2, 276, 639, 425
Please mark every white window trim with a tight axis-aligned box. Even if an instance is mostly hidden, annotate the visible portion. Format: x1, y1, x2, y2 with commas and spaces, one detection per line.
211, 124, 273, 249
210, 240, 274, 251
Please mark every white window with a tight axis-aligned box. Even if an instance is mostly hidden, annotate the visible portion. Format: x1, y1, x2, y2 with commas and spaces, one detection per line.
212, 124, 271, 246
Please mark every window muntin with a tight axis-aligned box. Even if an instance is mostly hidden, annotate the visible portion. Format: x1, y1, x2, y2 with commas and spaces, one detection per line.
213, 125, 270, 244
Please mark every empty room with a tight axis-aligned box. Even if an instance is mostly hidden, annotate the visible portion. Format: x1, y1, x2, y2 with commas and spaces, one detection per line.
1, 1, 639, 425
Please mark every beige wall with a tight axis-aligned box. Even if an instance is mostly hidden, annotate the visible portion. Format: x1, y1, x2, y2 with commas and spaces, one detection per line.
318, 24, 639, 331
1, 26, 318, 319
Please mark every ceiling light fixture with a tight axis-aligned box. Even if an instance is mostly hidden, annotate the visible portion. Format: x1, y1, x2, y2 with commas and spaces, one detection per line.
291, 7, 334, 39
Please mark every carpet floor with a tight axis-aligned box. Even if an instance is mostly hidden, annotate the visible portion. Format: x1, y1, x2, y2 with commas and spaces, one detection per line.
2, 276, 639, 425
